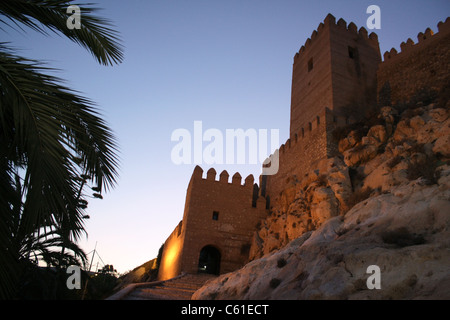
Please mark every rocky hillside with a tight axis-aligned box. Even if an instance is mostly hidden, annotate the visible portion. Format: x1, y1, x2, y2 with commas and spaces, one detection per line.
193, 103, 450, 300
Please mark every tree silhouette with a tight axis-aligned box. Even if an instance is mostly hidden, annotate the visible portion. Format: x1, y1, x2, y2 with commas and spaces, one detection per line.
0, 0, 123, 299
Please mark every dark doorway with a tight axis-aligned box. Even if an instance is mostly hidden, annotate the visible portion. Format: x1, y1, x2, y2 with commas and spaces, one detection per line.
198, 246, 221, 275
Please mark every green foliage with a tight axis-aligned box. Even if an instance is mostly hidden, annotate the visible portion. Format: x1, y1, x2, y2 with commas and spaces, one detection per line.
0, 0, 123, 66
84, 272, 119, 300
16, 263, 81, 300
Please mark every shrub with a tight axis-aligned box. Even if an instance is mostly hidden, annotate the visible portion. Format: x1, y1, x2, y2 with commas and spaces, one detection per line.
381, 227, 425, 247
437, 79, 450, 108
347, 187, 373, 210
269, 278, 281, 289
400, 106, 425, 120
406, 157, 440, 185
348, 167, 366, 190
332, 122, 367, 143
387, 155, 402, 169
316, 174, 328, 187
240, 243, 251, 255
277, 258, 287, 268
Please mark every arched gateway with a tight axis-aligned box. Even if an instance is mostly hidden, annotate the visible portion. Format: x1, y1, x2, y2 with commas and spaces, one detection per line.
198, 246, 221, 275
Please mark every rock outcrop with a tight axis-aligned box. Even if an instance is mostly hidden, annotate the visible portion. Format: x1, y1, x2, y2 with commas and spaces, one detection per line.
193, 104, 450, 300
193, 172, 450, 299
248, 157, 352, 260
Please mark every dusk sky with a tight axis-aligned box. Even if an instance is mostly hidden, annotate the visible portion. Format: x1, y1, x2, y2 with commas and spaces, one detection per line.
4, 0, 449, 273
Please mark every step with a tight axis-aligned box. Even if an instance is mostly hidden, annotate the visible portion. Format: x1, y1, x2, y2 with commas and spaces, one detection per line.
119, 273, 217, 300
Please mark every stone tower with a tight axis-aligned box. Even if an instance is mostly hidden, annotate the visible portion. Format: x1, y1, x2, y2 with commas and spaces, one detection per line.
157, 166, 266, 280
289, 14, 381, 139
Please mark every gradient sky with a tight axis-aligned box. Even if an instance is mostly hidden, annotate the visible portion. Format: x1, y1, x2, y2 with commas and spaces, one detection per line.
4, 0, 449, 273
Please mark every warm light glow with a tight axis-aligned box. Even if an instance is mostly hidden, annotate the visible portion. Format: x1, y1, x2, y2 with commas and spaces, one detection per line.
159, 239, 183, 280
165, 243, 180, 266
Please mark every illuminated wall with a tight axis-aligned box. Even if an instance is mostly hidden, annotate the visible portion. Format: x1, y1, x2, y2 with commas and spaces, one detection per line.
157, 221, 184, 280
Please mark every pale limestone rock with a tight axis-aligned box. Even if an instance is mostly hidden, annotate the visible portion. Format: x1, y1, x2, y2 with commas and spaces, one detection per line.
428, 108, 448, 122
367, 124, 387, 145
193, 180, 450, 300
433, 134, 450, 157
393, 119, 416, 142
409, 115, 425, 131
344, 144, 378, 166
311, 198, 337, 228
229, 105, 450, 299
339, 130, 359, 153
249, 156, 352, 259
379, 106, 398, 136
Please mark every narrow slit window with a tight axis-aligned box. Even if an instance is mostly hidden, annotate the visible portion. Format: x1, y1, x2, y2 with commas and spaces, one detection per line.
212, 211, 219, 221
308, 58, 314, 72
348, 46, 358, 59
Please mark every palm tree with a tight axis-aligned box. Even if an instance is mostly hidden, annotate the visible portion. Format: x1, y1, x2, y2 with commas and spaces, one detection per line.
0, 0, 123, 299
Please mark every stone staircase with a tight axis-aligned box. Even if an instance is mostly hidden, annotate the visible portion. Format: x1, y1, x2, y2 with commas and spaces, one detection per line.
113, 273, 216, 300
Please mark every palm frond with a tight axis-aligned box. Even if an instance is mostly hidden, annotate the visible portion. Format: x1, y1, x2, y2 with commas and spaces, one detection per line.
0, 1, 123, 299
0, 45, 119, 240
0, 0, 124, 66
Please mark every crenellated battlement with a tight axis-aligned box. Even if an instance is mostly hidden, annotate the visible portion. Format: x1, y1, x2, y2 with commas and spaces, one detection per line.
287, 109, 350, 152
382, 17, 450, 61
265, 108, 348, 165
294, 14, 379, 63
191, 165, 254, 188
377, 16, 450, 106
262, 106, 354, 202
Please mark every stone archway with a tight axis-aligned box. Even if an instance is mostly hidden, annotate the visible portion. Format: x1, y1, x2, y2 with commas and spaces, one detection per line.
198, 245, 221, 275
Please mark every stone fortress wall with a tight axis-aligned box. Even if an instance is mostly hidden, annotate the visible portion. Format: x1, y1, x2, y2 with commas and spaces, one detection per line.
377, 17, 450, 107
157, 14, 450, 281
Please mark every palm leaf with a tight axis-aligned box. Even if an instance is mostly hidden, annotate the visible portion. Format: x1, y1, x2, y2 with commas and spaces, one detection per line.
0, 0, 123, 299
0, 0, 124, 66
0, 45, 119, 239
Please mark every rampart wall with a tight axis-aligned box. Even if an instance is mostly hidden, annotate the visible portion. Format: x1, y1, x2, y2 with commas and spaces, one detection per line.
378, 18, 450, 106
263, 108, 347, 205
157, 220, 185, 280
